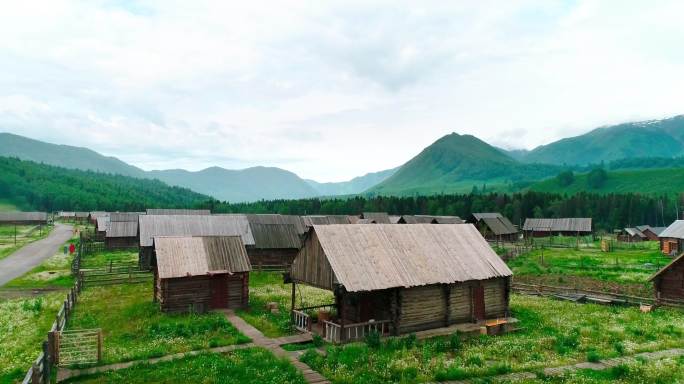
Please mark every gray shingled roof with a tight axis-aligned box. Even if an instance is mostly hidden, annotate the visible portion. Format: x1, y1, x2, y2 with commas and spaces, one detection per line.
523, 218, 592, 233
659, 220, 684, 239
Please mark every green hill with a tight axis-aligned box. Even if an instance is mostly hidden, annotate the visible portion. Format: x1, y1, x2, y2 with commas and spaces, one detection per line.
528, 167, 684, 196
370, 133, 562, 195
305, 168, 397, 196
521, 115, 684, 165
0, 157, 209, 211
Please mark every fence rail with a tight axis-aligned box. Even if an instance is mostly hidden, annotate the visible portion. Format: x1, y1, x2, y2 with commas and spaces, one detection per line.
56, 329, 102, 366
323, 319, 391, 344
512, 282, 684, 309
292, 310, 310, 332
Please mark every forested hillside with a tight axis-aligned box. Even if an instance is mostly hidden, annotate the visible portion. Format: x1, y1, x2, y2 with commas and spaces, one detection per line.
200, 191, 678, 232
0, 157, 209, 211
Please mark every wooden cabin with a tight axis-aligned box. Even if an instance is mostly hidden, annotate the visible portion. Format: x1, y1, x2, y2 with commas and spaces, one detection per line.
290, 224, 513, 343
619, 228, 647, 243
138, 214, 256, 268
470, 213, 518, 242
0, 212, 48, 225
650, 253, 684, 301
89, 212, 108, 225
74, 212, 90, 223
105, 212, 143, 249
244, 214, 306, 268
636, 225, 666, 242
95, 216, 110, 236
523, 218, 592, 238
153, 236, 251, 313
659, 221, 684, 256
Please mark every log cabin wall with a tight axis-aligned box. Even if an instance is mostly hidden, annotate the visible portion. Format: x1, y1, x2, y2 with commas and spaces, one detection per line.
483, 277, 509, 318
655, 259, 684, 301
246, 248, 298, 267
398, 285, 447, 334
157, 272, 248, 313
105, 236, 138, 249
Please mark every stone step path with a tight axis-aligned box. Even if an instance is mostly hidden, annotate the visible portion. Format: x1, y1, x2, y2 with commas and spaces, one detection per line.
221, 310, 331, 384
56, 343, 255, 382
432, 347, 684, 383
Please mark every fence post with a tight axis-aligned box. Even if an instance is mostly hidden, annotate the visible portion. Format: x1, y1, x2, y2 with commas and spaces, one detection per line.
31, 362, 40, 383
42, 341, 50, 383
48, 331, 57, 366
97, 330, 103, 362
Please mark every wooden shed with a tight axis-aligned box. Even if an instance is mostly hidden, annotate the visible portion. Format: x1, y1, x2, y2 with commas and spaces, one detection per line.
523, 218, 592, 238
89, 212, 108, 225
619, 228, 647, 243
138, 214, 256, 268
658, 221, 684, 256
245, 214, 305, 268
105, 212, 143, 249
153, 236, 251, 313
650, 253, 684, 302
290, 224, 513, 343
470, 213, 518, 242
0, 212, 48, 225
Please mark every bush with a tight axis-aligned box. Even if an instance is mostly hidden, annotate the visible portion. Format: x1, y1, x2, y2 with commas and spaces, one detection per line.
364, 330, 381, 349
556, 171, 575, 187
613, 341, 625, 356
449, 332, 461, 351
587, 349, 601, 363
312, 334, 324, 348
587, 168, 608, 189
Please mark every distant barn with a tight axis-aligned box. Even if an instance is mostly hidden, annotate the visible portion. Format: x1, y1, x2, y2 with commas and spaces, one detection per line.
636, 225, 666, 241
470, 213, 518, 242
0, 212, 48, 225
650, 253, 684, 302
291, 224, 513, 341
75, 212, 90, 223
153, 236, 251, 313
399, 215, 464, 224
105, 212, 144, 249
95, 216, 110, 236
620, 228, 647, 243
138, 214, 256, 268
89, 211, 108, 225
146, 209, 211, 215
659, 221, 684, 256
523, 218, 592, 237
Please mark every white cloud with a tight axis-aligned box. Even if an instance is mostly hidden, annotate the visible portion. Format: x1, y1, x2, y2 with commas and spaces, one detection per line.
0, 0, 683, 181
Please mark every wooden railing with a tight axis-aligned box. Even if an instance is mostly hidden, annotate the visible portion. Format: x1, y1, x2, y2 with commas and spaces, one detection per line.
323, 319, 392, 344
292, 310, 310, 332
512, 282, 684, 309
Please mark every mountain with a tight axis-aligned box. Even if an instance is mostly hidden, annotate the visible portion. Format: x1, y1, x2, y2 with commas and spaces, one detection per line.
149, 166, 320, 203
370, 133, 562, 195
520, 115, 684, 165
527, 167, 684, 196
0, 132, 145, 177
305, 168, 398, 196
0, 156, 208, 211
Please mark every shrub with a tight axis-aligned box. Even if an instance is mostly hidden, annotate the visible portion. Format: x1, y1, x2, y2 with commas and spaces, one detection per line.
586, 349, 601, 363
402, 333, 417, 349
312, 334, 324, 348
554, 328, 580, 354
613, 341, 625, 356
449, 332, 461, 351
365, 330, 381, 349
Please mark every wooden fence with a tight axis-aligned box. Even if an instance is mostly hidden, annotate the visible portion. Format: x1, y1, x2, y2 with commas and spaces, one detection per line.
55, 329, 102, 366
512, 282, 684, 309
80, 266, 152, 287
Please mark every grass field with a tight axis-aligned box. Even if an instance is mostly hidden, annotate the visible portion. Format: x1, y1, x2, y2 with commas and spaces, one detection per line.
66, 283, 251, 365
0, 293, 65, 384
0, 224, 53, 260
236, 272, 334, 338
301, 294, 684, 383
62, 347, 306, 384
508, 241, 670, 296
80, 249, 138, 269
3, 248, 75, 289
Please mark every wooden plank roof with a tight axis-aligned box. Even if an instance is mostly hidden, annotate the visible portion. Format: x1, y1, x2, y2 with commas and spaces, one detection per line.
106, 221, 138, 238
361, 212, 391, 224
244, 214, 307, 236
110, 212, 144, 222
474, 213, 518, 236
139, 215, 255, 247
96, 216, 110, 231
0, 212, 48, 222
146, 209, 211, 215
624, 228, 647, 238
154, 236, 251, 279
649, 252, 684, 281
659, 221, 684, 239
249, 223, 302, 249
402, 215, 464, 224
294, 224, 512, 292
523, 218, 592, 233
302, 215, 352, 226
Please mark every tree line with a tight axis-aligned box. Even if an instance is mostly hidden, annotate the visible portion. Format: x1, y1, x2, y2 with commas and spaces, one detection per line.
200, 191, 681, 232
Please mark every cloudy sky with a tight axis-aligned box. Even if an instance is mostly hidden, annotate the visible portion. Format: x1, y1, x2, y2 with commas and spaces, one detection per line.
1, 1, 683, 182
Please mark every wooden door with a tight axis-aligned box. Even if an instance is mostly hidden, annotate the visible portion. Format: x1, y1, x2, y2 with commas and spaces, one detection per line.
210, 277, 228, 309
473, 285, 485, 322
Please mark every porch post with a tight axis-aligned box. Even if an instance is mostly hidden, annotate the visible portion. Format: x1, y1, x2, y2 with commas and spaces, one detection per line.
290, 281, 296, 321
